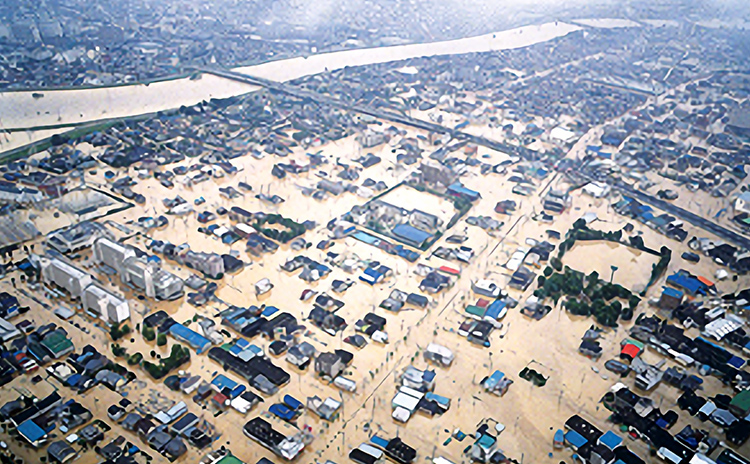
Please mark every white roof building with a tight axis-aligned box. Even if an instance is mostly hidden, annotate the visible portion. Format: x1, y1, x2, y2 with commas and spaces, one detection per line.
82, 284, 130, 324
735, 191, 750, 214
40, 256, 93, 298
549, 126, 578, 144
582, 182, 611, 198
93, 237, 136, 277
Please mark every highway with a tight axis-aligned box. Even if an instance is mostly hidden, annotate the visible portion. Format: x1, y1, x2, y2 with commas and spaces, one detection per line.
195, 66, 534, 159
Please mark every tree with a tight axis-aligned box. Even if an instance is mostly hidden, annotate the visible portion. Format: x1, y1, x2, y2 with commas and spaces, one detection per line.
127, 353, 143, 366
110, 323, 131, 341
629, 235, 645, 250
142, 325, 156, 342
550, 257, 563, 272
587, 271, 600, 290
543, 266, 553, 277
111, 344, 127, 358
537, 275, 546, 287
157, 333, 167, 346
601, 283, 618, 301
628, 295, 641, 310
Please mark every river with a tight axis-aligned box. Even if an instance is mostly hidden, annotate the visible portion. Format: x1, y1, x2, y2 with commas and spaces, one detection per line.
0, 19, 645, 153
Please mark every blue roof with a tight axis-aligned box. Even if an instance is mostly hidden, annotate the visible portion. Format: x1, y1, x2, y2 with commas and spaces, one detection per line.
370, 435, 390, 448
661, 287, 684, 299
728, 356, 745, 369
169, 324, 212, 354
483, 370, 505, 389
485, 300, 506, 319
565, 430, 588, 449
448, 182, 481, 200
364, 267, 383, 278
212, 374, 239, 392
262, 306, 279, 317
598, 431, 623, 450
353, 231, 379, 245
17, 419, 46, 444
283, 395, 303, 410
392, 224, 433, 246
667, 273, 705, 295
639, 212, 655, 222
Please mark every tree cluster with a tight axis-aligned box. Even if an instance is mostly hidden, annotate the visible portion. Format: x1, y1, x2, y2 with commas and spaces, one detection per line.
142, 344, 191, 379
535, 266, 641, 328
253, 213, 306, 244
109, 323, 131, 341
142, 325, 156, 342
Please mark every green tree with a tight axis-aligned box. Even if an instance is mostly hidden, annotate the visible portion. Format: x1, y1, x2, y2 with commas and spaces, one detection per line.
157, 333, 167, 346
550, 257, 563, 272
142, 325, 156, 342
111, 343, 127, 358
629, 235, 645, 250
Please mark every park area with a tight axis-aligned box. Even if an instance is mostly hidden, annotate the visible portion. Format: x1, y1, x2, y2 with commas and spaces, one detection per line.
561, 240, 659, 292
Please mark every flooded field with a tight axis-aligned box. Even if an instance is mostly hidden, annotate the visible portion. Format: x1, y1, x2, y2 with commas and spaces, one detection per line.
562, 240, 660, 291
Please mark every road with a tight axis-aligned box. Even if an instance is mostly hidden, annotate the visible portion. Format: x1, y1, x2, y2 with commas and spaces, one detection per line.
614, 180, 750, 250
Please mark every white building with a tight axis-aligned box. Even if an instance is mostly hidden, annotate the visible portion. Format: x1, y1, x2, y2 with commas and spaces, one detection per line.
93, 237, 136, 277
122, 256, 184, 300
735, 192, 750, 214
47, 222, 110, 254
549, 126, 578, 144
82, 284, 130, 324
40, 256, 93, 298
0, 317, 21, 342
582, 182, 611, 198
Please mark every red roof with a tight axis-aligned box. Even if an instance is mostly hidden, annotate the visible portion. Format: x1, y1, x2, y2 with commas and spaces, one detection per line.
620, 344, 641, 360
476, 299, 490, 308
438, 266, 460, 276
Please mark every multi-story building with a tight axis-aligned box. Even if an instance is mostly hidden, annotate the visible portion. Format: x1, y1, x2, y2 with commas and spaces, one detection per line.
39, 256, 93, 297
82, 284, 130, 324
94, 237, 183, 300
93, 237, 136, 277
48, 222, 110, 254
122, 256, 184, 301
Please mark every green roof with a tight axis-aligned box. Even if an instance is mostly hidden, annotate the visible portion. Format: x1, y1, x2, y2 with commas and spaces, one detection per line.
41, 332, 74, 356
465, 305, 486, 318
731, 390, 750, 412
216, 455, 245, 464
